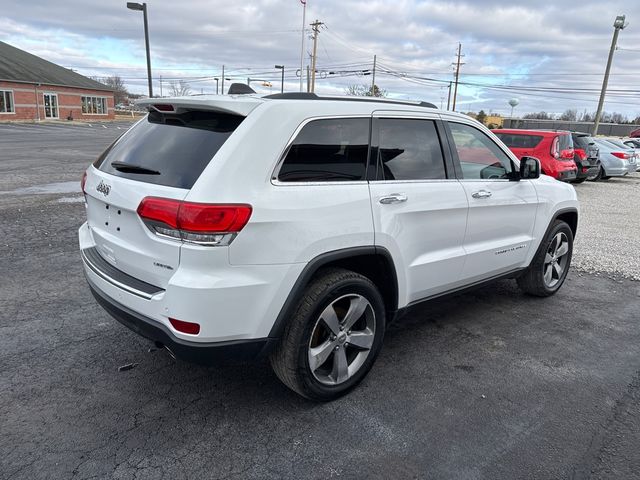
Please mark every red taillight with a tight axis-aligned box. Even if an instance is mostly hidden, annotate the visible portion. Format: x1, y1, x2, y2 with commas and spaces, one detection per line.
137, 197, 180, 229
178, 203, 253, 232
169, 318, 200, 335
137, 197, 252, 245
574, 148, 587, 161
611, 152, 629, 159
560, 148, 574, 160
81, 171, 87, 193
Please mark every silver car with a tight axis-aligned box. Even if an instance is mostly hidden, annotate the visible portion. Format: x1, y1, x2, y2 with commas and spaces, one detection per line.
591, 138, 637, 180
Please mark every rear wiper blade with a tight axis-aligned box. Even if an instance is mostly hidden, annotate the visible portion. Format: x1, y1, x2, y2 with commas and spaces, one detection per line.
110, 161, 160, 175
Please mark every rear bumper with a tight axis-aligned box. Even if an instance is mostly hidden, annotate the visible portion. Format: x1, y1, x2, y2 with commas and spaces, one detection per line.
557, 169, 577, 182
88, 277, 275, 364
574, 159, 600, 180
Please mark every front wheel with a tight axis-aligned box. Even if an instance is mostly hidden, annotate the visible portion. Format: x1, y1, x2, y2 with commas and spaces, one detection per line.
270, 268, 386, 401
517, 220, 573, 297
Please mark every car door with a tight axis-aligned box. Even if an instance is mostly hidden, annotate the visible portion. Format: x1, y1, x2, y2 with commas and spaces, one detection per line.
368, 113, 469, 306
444, 120, 539, 283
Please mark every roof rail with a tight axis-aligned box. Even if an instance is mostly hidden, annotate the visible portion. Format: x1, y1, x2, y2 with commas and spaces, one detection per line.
263, 92, 437, 109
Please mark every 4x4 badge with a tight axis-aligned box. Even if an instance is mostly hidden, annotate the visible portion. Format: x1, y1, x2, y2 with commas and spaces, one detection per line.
96, 180, 111, 196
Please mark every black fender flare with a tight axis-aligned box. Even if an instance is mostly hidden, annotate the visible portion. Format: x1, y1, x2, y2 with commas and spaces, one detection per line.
267, 246, 398, 340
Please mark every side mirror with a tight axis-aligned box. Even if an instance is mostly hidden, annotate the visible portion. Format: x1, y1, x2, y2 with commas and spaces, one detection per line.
520, 156, 540, 179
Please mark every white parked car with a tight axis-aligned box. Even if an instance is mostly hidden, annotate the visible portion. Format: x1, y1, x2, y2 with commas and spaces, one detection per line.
79, 89, 579, 400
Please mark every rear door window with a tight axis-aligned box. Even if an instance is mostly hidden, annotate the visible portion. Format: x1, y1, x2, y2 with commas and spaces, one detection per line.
494, 133, 543, 149
277, 118, 370, 182
376, 118, 447, 180
95, 110, 244, 189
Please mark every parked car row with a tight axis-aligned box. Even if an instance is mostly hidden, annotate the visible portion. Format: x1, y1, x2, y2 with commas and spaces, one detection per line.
491, 128, 638, 183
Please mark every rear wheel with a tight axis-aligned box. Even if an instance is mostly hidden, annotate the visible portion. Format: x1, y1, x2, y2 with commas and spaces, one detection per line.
572, 177, 587, 184
270, 268, 386, 401
517, 220, 573, 297
587, 166, 603, 181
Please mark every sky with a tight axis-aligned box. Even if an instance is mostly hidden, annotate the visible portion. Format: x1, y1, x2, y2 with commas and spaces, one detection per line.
1, 0, 639, 118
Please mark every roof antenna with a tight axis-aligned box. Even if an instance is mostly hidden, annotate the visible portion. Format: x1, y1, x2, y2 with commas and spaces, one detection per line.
228, 83, 256, 95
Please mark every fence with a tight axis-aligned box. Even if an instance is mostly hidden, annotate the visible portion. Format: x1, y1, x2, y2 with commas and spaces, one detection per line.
502, 118, 639, 137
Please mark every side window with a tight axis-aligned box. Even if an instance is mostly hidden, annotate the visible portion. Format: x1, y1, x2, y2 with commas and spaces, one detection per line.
449, 122, 514, 180
277, 118, 370, 182
377, 118, 447, 180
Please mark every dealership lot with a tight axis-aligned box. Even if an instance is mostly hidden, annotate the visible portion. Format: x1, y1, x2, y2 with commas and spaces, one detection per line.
1, 123, 639, 479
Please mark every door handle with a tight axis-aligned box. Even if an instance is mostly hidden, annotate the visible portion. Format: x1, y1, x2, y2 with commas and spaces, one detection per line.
379, 193, 408, 204
471, 190, 492, 199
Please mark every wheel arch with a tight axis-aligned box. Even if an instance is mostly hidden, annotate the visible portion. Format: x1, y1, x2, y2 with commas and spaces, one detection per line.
554, 208, 578, 238
267, 247, 399, 340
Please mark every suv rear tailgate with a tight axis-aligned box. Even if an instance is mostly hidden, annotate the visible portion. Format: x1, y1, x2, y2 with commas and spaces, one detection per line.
84, 168, 187, 289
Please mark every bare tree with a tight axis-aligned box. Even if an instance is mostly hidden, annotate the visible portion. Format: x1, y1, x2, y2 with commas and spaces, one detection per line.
345, 84, 387, 97
102, 75, 128, 105
559, 109, 577, 121
169, 80, 192, 96
523, 111, 552, 120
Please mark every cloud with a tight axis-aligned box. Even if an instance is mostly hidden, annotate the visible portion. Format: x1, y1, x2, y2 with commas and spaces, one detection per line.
0, 0, 638, 117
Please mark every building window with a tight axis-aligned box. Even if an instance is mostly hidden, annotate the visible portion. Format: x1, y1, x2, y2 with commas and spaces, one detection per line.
81, 96, 108, 115
43, 93, 59, 119
0, 90, 14, 113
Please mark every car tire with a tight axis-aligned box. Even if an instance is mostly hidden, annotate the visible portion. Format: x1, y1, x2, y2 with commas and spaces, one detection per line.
571, 177, 587, 184
517, 220, 573, 297
270, 268, 386, 401
587, 166, 603, 181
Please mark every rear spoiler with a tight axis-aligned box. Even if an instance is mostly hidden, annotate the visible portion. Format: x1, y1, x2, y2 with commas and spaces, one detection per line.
136, 93, 263, 117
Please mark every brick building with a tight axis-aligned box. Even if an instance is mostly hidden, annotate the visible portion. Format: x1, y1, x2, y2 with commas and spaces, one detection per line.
0, 41, 115, 121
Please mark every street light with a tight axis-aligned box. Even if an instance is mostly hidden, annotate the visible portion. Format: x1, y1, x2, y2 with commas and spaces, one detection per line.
592, 14, 628, 135
127, 2, 153, 98
275, 65, 285, 93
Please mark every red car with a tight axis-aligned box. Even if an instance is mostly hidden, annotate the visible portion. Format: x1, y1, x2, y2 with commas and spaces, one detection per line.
630, 127, 640, 138
491, 129, 578, 182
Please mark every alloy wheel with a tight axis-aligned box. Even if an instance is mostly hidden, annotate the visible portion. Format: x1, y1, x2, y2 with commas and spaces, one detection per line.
307, 294, 376, 386
543, 232, 570, 288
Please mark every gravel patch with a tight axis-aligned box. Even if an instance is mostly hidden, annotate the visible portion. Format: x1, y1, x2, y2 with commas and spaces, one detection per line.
572, 172, 640, 280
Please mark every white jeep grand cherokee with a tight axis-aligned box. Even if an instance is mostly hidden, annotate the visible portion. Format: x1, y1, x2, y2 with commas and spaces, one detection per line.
79, 89, 578, 401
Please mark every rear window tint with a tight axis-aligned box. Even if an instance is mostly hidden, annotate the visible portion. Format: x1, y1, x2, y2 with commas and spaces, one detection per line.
494, 133, 543, 149
94, 110, 244, 189
277, 118, 370, 182
572, 135, 592, 149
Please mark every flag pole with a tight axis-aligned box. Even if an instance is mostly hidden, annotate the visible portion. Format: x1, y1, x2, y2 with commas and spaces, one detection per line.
299, 0, 307, 92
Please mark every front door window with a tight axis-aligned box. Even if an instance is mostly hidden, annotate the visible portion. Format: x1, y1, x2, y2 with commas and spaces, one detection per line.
43, 93, 59, 119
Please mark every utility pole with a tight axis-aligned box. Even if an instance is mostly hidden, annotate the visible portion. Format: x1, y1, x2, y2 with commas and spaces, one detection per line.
452, 43, 464, 112
371, 54, 377, 96
310, 20, 323, 93
446, 81, 452, 110
306, 65, 311, 92
214, 78, 219, 95
592, 15, 627, 136
221, 65, 225, 95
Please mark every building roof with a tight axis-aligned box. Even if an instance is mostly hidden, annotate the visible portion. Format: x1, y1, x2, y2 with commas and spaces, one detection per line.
0, 41, 112, 91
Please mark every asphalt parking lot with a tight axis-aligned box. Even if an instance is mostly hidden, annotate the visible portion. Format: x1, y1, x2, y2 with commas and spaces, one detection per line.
1, 122, 639, 479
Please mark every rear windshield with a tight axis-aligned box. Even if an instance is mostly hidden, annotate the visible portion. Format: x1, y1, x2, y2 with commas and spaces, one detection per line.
572, 135, 593, 149
94, 110, 244, 189
494, 133, 543, 149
